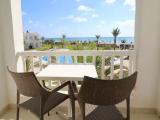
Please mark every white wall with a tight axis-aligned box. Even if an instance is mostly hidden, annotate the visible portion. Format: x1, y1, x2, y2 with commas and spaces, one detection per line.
135, 0, 160, 110
0, 0, 24, 105
154, 2, 160, 113
0, 37, 8, 111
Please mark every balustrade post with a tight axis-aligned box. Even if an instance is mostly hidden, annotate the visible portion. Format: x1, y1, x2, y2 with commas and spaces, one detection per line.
119, 55, 124, 79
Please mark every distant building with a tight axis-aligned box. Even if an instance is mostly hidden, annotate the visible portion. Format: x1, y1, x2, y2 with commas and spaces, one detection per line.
24, 31, 43, 49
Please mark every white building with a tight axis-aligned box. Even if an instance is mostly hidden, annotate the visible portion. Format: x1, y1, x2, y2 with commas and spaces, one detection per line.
24, 31, 43, 49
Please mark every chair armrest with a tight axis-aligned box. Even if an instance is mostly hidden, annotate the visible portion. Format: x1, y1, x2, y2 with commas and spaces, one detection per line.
50, 81, 71, 94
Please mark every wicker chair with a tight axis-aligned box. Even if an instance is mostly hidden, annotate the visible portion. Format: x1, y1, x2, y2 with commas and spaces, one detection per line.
7, 67, 75, 120
71, 72, 137, 120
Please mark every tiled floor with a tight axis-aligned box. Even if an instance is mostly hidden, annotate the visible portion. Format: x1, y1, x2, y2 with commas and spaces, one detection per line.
0, 107, 159, 120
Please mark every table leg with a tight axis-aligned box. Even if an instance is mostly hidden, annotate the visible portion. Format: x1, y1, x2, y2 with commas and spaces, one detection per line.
56, 85, 73, 120
68, 82, 76, 120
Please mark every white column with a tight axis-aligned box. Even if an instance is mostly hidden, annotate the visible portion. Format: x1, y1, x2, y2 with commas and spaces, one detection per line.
0, 40, 8, 112
155, 1, 160, 114
134, 0, 160, 110
0, 0, 24, 105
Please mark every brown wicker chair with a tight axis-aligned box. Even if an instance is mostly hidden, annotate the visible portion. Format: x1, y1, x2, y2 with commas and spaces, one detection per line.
71, 72, 137, 120
7, 67, 75, 120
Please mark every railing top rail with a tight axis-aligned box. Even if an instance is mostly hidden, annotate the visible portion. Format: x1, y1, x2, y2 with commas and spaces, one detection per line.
16, 50, 135, 57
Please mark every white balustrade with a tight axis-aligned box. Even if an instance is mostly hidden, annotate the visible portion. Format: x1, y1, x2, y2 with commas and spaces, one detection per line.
119, 55, 124, 79
16, 50, 136, 80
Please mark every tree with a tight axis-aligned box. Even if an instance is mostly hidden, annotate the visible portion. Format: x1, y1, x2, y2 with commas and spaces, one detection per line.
95, 34, 100, 50
112, 28, 120, 50
62, 34, 66, 48
120, 39, 126, 50
26, 30, 29, 33
121, 39, 126, 43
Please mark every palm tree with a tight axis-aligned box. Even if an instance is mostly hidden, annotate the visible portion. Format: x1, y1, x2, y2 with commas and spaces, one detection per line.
62, 34, 66, 48
112, 28, 120, 50
95, 34, 100, 50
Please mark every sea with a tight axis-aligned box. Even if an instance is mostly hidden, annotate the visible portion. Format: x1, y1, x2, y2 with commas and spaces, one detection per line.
47, 37, 134, 44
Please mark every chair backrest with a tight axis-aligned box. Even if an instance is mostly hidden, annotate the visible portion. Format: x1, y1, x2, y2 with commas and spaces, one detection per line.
7, 67, 47, 97
78, 72, 137, 105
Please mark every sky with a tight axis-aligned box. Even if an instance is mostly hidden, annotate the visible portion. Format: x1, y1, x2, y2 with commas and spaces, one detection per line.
22, 0, 135, 38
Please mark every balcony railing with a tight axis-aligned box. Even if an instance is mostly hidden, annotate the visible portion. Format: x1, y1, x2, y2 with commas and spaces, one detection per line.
16, 50, 136, 80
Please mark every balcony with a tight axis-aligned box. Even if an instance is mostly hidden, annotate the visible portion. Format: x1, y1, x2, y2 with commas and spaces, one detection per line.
1, 0, 160, 120
1, 50, 158, 120
1, 50, 159, 120
0, 49, 155, 120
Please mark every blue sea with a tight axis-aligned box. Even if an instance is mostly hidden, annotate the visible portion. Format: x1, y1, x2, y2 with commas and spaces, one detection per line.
47, 37, 134, 43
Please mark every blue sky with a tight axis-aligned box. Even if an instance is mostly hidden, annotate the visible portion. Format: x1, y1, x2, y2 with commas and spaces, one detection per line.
22, 0, 135, 37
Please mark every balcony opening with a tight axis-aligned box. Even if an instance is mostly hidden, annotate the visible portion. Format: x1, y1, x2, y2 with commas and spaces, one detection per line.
22, 0, 135, 51
20, 0, 136, 79
15, 1, 136, 87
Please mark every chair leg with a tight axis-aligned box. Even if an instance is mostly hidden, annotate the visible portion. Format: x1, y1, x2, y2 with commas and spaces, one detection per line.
16, 91, 20, 120
40, 115, 44, 120
16, 106, 20, 120
48, 112, 50, 116
69, 83, 75, 120
71, 99, 75, 120
126, 97, 130, 120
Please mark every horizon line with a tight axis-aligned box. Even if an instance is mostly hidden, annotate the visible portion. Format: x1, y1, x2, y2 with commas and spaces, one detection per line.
46, 36, 134, 38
